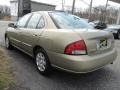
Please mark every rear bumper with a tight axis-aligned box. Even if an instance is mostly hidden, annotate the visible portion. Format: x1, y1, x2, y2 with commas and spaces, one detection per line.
47, 48, 117, 73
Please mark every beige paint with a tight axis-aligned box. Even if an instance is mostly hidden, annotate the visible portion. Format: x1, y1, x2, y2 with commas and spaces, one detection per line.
6, 11, 117, 73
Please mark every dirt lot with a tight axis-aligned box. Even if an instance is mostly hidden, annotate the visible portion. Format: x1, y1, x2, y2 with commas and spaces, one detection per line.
0, 48, 15, 90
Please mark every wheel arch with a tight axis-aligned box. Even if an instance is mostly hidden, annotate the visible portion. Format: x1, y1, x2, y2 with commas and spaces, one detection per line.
33, 45, 47, 57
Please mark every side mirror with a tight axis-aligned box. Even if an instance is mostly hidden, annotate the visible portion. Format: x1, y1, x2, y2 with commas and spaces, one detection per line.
8, 23, 17, 28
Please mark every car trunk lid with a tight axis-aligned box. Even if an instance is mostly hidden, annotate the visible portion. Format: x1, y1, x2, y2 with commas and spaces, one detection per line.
71, 29, 114, 55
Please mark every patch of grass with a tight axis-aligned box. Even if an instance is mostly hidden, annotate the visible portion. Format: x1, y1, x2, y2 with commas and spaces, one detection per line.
0, 48, 15, 90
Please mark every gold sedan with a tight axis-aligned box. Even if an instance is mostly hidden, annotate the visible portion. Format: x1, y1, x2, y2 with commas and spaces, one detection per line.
5, 11, 117, 75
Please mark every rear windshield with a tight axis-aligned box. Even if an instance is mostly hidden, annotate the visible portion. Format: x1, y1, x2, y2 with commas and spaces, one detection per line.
49, 12, 93, 29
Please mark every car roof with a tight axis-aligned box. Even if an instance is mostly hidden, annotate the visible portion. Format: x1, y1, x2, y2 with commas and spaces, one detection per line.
31, 10, 66, 14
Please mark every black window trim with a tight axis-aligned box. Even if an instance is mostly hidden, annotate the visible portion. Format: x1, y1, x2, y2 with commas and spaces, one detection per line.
36, 16, 45, 29
48, 12, 60, 29
24, 13, 33, 28
25, 13, 45, 29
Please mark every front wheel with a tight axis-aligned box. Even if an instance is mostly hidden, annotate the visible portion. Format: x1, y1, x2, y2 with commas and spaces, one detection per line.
35, 49, 51, 75
5, 37, 12, 49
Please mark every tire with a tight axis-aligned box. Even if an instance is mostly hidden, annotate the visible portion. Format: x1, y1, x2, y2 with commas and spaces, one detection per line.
117, 32, 120, 39
35, 48, 51, 75
5, 37, 12, 49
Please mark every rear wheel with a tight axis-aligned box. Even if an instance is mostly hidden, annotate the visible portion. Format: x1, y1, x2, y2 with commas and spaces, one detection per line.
118, 32, 120, 39
5, 37, 12, 49
115, 31, 120, 39
35, 48, 51, 75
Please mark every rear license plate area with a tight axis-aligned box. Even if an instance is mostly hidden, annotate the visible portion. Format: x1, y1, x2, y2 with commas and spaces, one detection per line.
97, 39, 110, 50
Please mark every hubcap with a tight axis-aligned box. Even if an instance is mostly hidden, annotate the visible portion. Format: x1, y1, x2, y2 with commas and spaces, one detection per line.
36, 52, 46, 71
5, 38, 9, 48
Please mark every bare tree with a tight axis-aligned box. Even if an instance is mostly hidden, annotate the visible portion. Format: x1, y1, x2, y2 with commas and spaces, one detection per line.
75, 5, 119, 24
0, 5, 10, 19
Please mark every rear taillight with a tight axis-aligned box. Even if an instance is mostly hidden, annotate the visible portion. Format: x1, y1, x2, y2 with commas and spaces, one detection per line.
64, 40, 87, 55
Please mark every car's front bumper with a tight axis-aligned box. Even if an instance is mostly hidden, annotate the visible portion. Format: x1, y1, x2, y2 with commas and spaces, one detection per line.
47, 48, 117, 73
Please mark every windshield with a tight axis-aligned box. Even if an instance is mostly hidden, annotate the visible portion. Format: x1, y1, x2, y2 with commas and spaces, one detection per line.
49, 12, 93, 29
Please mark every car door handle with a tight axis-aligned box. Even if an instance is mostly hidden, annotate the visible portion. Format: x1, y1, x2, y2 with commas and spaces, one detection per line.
33, 34, 38, 36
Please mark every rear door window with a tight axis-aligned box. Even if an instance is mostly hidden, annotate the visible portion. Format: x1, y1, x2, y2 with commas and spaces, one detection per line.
27, 13, 41, 29
36, 17, 45, 29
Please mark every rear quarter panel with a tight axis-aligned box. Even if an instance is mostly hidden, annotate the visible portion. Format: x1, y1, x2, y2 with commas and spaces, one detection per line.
38, 29, 82, 54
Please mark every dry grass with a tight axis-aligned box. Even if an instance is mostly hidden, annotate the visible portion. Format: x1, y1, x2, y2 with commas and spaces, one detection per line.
0, 48, 15, 90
